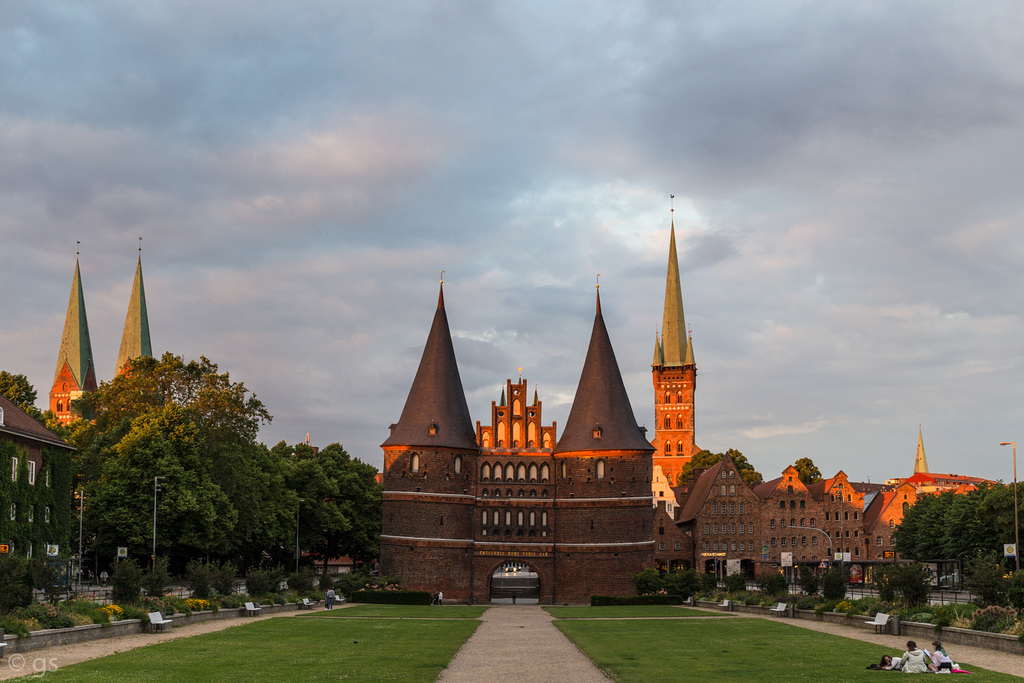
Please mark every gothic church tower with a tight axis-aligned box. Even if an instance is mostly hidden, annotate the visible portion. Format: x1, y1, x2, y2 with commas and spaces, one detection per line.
115, 254, 153, 375
49, 260, 97, 424
651, 220, 698, 485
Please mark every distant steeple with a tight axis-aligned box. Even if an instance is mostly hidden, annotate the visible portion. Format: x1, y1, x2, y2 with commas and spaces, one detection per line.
532, 388, 539, 406
115, 253, 152, 375
652, 335, 664, 366
658, 220, 692, 367
50, 258, 97, 423
554, 289, 654, 454
382, 283, 477, 450
914, 427, 929, 474
500, 388, 507, 407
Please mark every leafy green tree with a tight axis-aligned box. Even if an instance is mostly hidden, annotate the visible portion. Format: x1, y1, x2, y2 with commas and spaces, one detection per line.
142, 557, 171, 597
724, 572, 746, 593
757, 571, 787, 596
963, 551, 1010, 606
0, 371, 41, 417
185, 559, 213, 599
677, 449, 763, 487
111, 558, 143, 604
630, 567, 664, 595
663, 568, 700, 599
793, 457, 822, 485
0, 554, 32, 610
873, 562, 930, 607
821, 568, 847, 601
798, 565, 820, 596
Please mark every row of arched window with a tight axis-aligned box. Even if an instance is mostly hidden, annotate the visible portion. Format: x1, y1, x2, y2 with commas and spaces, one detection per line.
711, 502, 745, 515
703, 522, 755, 535
408, 453, 462, 474
662, 415, 688, 429
704, 540, 754, 552
658, 391, 688, 404
778, 499, 807, 509
480, 488, 549, 498
663, 441, 688, 455
480, 462, 550, 483
769, 518, 816, 529
481, 509, 549, 527
769, 536, 818, 547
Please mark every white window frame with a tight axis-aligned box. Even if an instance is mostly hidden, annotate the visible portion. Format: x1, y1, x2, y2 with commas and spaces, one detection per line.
11, 456, 17, 481
28, 461, 35, 485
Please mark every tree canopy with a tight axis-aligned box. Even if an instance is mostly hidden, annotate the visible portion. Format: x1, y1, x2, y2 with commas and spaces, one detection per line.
0, 371, 41, 418
677, 449, 763, 487
793, 457, 823, 485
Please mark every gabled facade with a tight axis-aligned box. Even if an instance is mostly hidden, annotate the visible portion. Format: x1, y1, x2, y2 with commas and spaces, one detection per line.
379, 285, 654, 603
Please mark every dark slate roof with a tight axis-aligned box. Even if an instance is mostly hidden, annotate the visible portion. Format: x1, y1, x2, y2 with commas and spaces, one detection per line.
0, 395, 74, 450
381, 285, 478, 451
554, 292, 655, 454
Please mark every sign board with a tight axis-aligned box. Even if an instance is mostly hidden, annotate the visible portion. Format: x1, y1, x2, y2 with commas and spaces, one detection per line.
726, 559, 741, 576
761, 545, 769, 560
883, 551, 896, 559
818, 559, 828, 569
780, 552, 793, 567
834, 552, 851, 562
46, 544, 59, 557
117, 546, 128, 559
0, 544, 8, 554
849, 564, 863, 584
1005, 544, 1017, 558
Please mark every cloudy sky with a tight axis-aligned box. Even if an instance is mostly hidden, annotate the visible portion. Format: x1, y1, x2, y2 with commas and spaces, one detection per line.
3, 1, 1024, 483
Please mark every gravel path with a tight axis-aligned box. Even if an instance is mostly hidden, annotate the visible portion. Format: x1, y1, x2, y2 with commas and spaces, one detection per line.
437, 605, 609, 682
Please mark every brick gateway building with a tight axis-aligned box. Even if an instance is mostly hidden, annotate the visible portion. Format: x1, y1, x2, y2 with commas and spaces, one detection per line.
379, 285, 655, 603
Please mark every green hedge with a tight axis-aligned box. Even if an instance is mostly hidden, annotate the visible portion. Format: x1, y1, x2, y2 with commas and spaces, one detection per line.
591, 594, 683, 606
351, 590, 432, 605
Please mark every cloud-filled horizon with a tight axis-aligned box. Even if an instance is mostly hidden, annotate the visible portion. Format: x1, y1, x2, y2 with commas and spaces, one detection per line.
3, 1, 1024, 484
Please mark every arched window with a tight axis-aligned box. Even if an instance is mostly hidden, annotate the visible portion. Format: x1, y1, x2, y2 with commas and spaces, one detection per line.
518, 489, 525, 497
677, 440, 684, 454
676, 415, 684, 428
790, 518, 795, 527
787, 485, 794, 494
513, 398, 521, 415
493, 511, 500, 525
492, 463, 502, 481
543, 433, 552, 449
481, 511, 488, 525
517, 463, 527, 482
517, 511, 524, 526
494, 488, 501, 497
665, 442, 672, 454
454, 456, 462, 475
481, 489, 489, 497
541, 489, 548, 498
528, 463, 538, 482
889, 519, 895, 528
505, 464, 515, 481
513, 422, 522, 445
800, 500, 805, 508
561, 462, 567, 479
902, 502, 909, 514
663, 391, 670, 404
596, 460, 606, 479
541, 512, 548, 526
770, 519, 776, 528
779, 501, 785, 509
528, 422, 537, 445
506, 489, 513, 497
729, 484, 735, 496
481, 463, 491, 481
720, 485, 726, 496
663, 416, 671, 429
789, 500, 796, 509
505, 511, 512, 525
529, 511, 536, 525
411, 453, 419, 472
540, 464, 550, 482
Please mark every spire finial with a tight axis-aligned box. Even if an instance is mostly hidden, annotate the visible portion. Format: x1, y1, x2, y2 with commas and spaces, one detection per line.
139, 236, 142, 256
670, 194, 674, 213
518, 366, 522, 382
76, 240, 80, 257
440, 269, 445, 284
596, 273, 600, 289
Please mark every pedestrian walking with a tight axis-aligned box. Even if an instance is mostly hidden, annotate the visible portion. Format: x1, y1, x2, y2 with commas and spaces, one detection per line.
326, 588, 336, 610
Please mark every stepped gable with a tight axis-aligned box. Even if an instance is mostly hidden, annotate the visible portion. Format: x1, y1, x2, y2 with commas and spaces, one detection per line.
115, 256, 153, 375
0, 395, 71, 450
382, 284, 477, 450
554, 290, 654, 454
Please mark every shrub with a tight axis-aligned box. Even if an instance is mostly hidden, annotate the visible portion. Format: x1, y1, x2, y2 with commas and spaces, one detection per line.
963, 551, 1010, 607
591, 594, 682, 606
700, 573, 718, 593
757, 572, 787, 596
352, 590, 431, 605
664, 568, 701, 600
212, 562, 238, 596
17, 604, 75, 630
0, 615, 31, 638
821, 568, 847, 601
969, 605, 1018, 634
245, 569, 274, 599
724, 573, 746, 593
909, 612, 933, 623
120, 604, 148, 621
29, 558, 63, 604
630, 567, 664, 595
111, 559, 143, 605
795, 595, 816, 611
874, 563, 930, 608
0, 554, 32, 611
1007, 571, 1024, 610
932, 602, 977, 629
185, 560, 213, 600
798, 566, 820, 597
288, 568, 317, 595
142, 558, 171, 598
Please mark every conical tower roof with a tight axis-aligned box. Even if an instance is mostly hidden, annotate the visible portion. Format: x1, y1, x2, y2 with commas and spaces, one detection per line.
115, 256, 153, 375
554, 291, 654, 454
659, 220, 689, 367
913, 427, 929, 474
52, 260, 96, 389
382, 284, 478, 450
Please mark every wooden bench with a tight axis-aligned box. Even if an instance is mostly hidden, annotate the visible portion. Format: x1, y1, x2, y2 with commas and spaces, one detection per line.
299, 598, 317, 610
865, 612, 890, 633
768, 602, 787, 616
244, 601, 261, 617
148, 612, 172, 632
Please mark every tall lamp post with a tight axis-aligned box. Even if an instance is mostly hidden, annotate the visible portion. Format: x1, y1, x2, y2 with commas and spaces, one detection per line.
152, 476, 166, 570
1000, 442, 1019, 572
295, 499, 304, 573
77, 487, 85, 599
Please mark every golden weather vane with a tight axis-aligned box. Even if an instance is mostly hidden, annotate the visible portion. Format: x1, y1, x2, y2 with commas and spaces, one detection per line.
441, 269, 445, 284
596, 273, 600, 289
670, 194, 675, 213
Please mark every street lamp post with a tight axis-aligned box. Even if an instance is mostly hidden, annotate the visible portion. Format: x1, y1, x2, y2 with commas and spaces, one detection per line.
295, 499, 304, 573
1000, 442, 1019, 572
77, 487, 85, 599
152, 476, 166, 570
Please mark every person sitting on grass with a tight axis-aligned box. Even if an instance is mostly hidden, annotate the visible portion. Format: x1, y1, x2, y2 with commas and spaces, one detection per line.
867, 654, 900, 670
899, 641, 934, 673
930, 641, 954, 673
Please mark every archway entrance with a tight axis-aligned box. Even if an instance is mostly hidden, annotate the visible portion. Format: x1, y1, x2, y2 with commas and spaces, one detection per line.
490, 562, 540, 603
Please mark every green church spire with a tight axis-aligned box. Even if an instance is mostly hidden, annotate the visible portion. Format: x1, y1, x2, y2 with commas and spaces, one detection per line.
116, 255, 153, 375
914, 427, 929, 474
659, 220, 691, 367
53, 260, 96, 389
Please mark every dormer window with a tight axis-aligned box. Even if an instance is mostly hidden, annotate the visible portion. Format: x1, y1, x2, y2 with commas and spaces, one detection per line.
428, 422, 438, 436
592, 425, 602, 439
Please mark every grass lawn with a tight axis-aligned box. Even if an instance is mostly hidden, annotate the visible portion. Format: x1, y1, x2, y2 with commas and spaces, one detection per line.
42, 612, 480, 682
545, 605, 724, 619
313, 604, 489, 619
555, 618, 1020, 682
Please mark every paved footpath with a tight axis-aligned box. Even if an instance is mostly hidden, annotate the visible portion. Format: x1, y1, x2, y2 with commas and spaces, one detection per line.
436, 605, 610, 682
